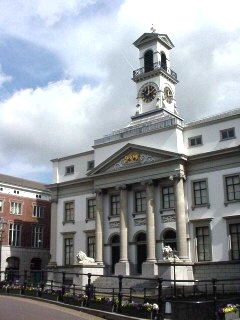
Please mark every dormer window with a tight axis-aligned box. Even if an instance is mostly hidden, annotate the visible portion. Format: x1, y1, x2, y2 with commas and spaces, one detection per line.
87, 160, 94, 171
65, 165, 74, 175
144, 50, 154, 73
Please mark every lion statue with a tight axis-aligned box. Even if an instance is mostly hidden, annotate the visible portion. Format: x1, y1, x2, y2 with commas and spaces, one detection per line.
76, 251, 95, 264
162, 246, 179, 261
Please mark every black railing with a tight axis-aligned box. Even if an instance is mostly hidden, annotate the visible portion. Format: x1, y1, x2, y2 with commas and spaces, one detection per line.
133, 61, 177, 80
0, 270, 240, 320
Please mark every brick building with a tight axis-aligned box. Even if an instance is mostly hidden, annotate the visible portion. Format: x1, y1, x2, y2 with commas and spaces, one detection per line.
0, 173, 51, 282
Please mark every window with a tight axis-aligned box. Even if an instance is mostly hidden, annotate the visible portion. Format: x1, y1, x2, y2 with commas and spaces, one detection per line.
32, 205, 44, 218
135, 190, 146, 213
229, 223, 240, 260
87, 198, 96, 219
196, 226, 211, 261
64, 201, 74, 222
192, 180, 209, 207
144, 50, 154, 73
32, 225, 43, 248
87, 236, 95, 259
111, 194, 120, 216
220, 128, 235, 141
161, 52, 167, 70
163, 230, 177, 251
0, 200, 3, 212
162, 186, 174, 209
9, 223, 21, 246
10, 202, 22, 215
87, 160, 94, 170
65, 165, 74, 175
189, 135, 202, 147
14, 190, 19, 194
225, 175, 240, 202
64, 237, 74, 265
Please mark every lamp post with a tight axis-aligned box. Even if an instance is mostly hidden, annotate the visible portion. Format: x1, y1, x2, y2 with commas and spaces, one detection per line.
0, 218, 7, 281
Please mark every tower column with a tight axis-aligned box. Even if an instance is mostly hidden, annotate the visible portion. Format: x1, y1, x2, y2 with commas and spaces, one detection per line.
142, 181, 157, 276
95, 190, 104, 264
174, 174, 188, 260
115, 185, 130, 275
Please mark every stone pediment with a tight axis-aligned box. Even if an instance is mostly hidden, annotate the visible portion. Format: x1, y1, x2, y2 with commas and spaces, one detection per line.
88, 144, 184, 176
133, 33, 174, 50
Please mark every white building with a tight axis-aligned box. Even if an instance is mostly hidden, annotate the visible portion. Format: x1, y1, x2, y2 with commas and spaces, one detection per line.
47, 31, 240, 282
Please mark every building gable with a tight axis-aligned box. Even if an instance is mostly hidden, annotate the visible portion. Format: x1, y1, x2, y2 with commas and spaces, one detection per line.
88, 143, 186, 176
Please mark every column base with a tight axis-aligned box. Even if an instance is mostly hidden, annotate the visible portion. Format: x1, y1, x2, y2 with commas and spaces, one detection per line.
114, 261, 130, 276
142, 261, 158, 277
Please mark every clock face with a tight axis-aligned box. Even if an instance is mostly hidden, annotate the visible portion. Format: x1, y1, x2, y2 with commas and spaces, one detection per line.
141, 84, 157, 103
164, 87, 173, 103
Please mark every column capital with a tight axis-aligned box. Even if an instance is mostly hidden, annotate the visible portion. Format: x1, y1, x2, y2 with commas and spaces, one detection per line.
141, 179, 154, 187
115, 184, 127, 191
169, 170, 186, 181
93, 189, 102, 195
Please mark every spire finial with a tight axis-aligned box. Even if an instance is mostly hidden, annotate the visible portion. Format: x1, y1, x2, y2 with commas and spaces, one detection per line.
150, 24, 156, 33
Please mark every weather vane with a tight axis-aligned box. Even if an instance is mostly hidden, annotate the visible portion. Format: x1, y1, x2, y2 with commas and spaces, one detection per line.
150, 24, 156, 33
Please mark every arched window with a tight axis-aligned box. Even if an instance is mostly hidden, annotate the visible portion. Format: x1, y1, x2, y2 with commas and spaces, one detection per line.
163, 229, 177, 251
161, 52, 167, 70
144, 50, 154, 73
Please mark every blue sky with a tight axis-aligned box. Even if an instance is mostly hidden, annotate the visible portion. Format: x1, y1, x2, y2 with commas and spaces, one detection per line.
0, 0, 240, 183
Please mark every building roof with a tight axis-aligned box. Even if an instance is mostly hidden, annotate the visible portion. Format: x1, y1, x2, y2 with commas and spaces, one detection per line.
0, 173, 49, 192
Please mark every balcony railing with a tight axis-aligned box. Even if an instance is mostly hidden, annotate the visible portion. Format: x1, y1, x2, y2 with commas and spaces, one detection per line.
133, 61, 177, 80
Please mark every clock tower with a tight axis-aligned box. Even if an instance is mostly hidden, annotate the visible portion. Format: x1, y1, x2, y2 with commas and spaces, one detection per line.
132, 30, 178, 115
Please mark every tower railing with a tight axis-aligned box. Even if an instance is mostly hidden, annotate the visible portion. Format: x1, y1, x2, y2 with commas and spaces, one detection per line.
133, 61, 177, 80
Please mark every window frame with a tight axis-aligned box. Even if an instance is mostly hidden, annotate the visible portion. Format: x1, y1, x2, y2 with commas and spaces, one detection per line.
161, 185, 175, 211
86, 197, 96, 220
87, 160, 94, 171
8, 223, 21, 247
224, 174, 240, 205
87, 235, 96, 259
0, 199, 3, 212
188, 135, 202, 147
31, 225, 44, 248
65, 165, 74, 175
220, 127, 235, 141
110, 194, 120, 216
62, 233, 75, 266
191, 179, 210, 210
63, 201, 75, 224
134, 189, 146, 214
191, 219, 212, 262
32, 205, 45, 218
10, 201, 22, 215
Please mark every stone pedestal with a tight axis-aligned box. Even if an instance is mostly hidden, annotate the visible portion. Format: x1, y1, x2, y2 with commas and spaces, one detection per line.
142, 261, 158, 277
114, 261, 130, 276
158, 261, 194, 286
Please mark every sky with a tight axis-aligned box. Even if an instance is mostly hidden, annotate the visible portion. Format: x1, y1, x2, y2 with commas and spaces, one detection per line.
0, 0, 240, 183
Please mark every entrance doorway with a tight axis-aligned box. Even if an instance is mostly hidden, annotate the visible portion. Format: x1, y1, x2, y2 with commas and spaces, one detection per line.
111, 235, 120, 274
30, 258, 42, 284
136, 232, 146, 274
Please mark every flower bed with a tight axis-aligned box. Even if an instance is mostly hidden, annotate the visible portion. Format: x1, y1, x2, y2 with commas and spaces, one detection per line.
62, 292, 88, 307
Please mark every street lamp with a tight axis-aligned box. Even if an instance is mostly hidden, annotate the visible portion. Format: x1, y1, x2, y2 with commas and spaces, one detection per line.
0, 217, 7, 281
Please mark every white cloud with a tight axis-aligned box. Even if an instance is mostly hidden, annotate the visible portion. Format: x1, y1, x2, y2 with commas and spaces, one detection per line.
0, 0, 240, 182
0, 65, 12, 87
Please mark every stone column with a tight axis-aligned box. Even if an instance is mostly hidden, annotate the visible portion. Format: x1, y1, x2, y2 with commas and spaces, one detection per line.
142, 181, 157, 276
174, 176, 188, 260
115, 186, 130, 275
48, 199, 58, 267
95, 191, 104, 264
146, 181, 156, 261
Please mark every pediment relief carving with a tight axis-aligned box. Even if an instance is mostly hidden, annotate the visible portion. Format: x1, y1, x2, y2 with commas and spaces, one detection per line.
105, 150, 169, 173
